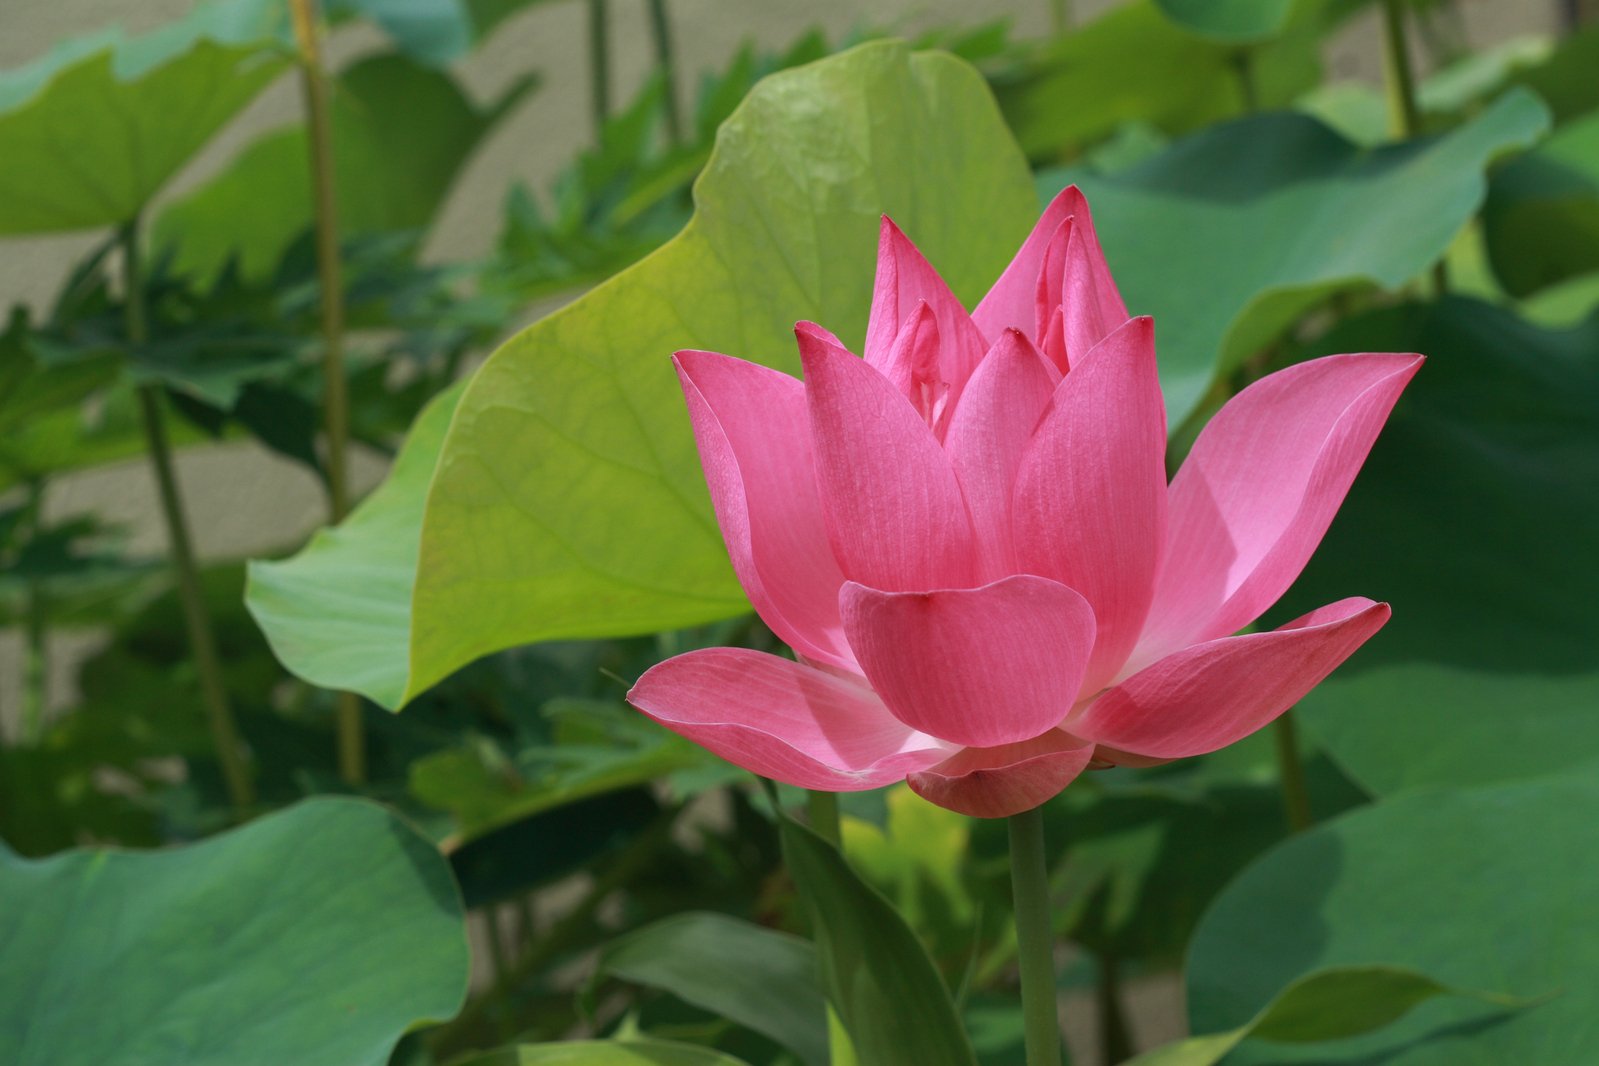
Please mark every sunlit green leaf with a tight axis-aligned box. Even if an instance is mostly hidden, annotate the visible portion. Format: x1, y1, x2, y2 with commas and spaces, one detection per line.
454, 1042, 754, 1066
248, 41, 1038, 706
0, 796, 469, 1066
1188, 777, 1592, 1064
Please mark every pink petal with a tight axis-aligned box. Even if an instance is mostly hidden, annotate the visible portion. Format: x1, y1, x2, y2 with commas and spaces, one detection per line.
908, 730, 1096, 818
628, 649, 953, 790
1012, 316, 1168, 692
872, 302, 947, 431
1137, 353, 1424, 662
674, 352, 854, 669
839, 575, 1097, 749
1070, 597, 1391, 760
973, 186, 1128, 345
943, 329, 1058, 580
798, 325, 979, 591
863, 217, 989, 403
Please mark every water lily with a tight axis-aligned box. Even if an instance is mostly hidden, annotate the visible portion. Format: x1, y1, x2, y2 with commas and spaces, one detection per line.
628, 187, 1422, 818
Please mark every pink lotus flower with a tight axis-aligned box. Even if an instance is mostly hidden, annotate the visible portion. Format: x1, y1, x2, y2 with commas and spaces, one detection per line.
628, 187, 1421, 819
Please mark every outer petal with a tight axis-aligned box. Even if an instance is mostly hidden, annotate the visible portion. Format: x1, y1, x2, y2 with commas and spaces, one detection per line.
628, 649, 953, 790
863, 217, 989, 401
1070, 597, 1391, 760
943, 329, 1058, 580
840, 575, 1096, 749
1013, 316, 1168, 692
675, 351, 853, 668
908, 730, 1096, 818
1136, 353, 1424, 663
798, 325, 979, 591
973, 186, 1128, 344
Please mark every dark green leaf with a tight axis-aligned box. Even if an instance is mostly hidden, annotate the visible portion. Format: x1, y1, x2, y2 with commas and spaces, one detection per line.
1276, 298, 1599, 795
0, 796, 469, 1065
1187, 777, 1591, 1064
780, 816, 977, 1066
598, 912, 827, 1066
1153, 0, 1294, 42
1484, 108, 1599, 297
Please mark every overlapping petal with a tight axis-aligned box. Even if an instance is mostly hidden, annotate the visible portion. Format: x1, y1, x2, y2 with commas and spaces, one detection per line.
1013, 316, 1167, 690
863, 217, 989, 403
1137, 353, 1424, 663
628, 648, 953, 790
1070, 597, 1391, 760
908, 730, 1096, 819
798, 323, 979, 591
840, 575, 1096, 749
944, 329, 1058, 580
973, 185, 1128, 353
674, 351, 852, 668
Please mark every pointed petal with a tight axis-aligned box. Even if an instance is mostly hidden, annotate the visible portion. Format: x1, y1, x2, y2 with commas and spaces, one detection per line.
974, 186, 1128, 345
870, 302, 946, 428
840, 575, 1096, 749
944, 329, 1057, 580
863, 217, 988, 399
1071, 597, 1391, 760
908, 730, 1096, 818
799, 326, 979, 591
1013, 316, 1167, 691
629, 649, 952, 790
674, 351, 853, 669
1138, 353, 1424, 661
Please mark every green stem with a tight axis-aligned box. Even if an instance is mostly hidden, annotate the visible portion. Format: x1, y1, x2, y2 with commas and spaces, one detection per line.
645, 0, 683, 145
1381, 0, 1449, 294
125, 221, 254, 812
19, 479, 48, 745
1050, 0, 1073, 33
587, 0, 611, 140
1231, 48, 1259, 113
806, 789, 841, 847
290, 0, 364, 785
1273, 709, 1315, 833
804, 788, 856, 1065
1008, 806, 1063, 1066
1095, 951, 1135, 1065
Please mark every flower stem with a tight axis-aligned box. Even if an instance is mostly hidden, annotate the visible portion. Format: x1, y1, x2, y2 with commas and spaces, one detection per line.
1095, 950, 1135, 1065
290, 0, 365, 785
1008, 805, 1063, 1066
124, 219, 254, 811
587, 0, 611, 140
806, 789, 841, 846
1381, 0, 1448, 293
19, 478, 48, 745
645, 0, 684, 145
1273, 709, 1315, 833
1050, 0, 1074, 33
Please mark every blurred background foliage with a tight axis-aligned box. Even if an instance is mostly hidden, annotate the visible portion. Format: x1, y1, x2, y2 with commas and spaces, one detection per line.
1, 1, 1597, 1064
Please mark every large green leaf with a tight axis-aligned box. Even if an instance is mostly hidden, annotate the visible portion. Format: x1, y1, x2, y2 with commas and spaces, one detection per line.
1062, 89, 1549, 426
596, 912, 827, 1066
248, 41, 1038, 707
0, 0, 286, 235
991, 0, 1325, 161
1131, 965, 1531, 1065
1152, 0, 1295, 42
780, 816, 977, 1066
1483, 108, 1599, 298
155, 54, 533, 281
248, 380, 462, 708
1274, 297, 1599, 795
0, 796, 470, 1065
1186, 777, 1596, 1063
456, 1042, 753, 1066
